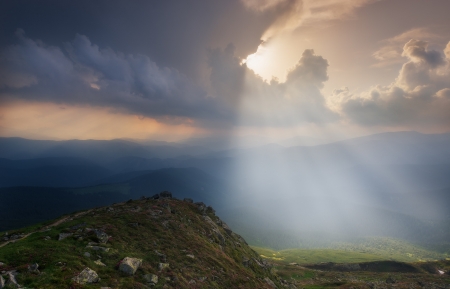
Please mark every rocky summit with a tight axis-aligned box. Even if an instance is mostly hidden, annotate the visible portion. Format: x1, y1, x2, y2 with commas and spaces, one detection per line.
0, 193, 288, 289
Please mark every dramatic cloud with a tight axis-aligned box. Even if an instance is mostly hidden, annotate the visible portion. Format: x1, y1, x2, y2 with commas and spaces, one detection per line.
0, 30, 225, 123
372, 28, 442, 67
340, 39, 450, 128
208, 45, 338, 125
241, 0, 376, 40
0, 30, 340, 128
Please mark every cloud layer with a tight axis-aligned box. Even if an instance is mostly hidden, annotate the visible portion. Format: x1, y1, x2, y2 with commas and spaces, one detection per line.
2, 28, 450, 132
340, 39, 450, 128
0, 31, 339, 127
0, 30, 224, 123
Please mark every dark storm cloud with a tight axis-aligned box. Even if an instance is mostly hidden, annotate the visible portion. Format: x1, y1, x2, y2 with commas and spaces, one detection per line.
0, 30, 227, 121
0, 0, 278, 81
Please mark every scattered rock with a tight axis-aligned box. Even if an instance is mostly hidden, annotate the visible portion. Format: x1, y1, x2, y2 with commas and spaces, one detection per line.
28, 263, 39, 274
144, 274, 159, 285
94, 229, 110, 243
86, 245, 110, 252
183, 198, 193, 203
44, 236, 51, 240
5, 271, 21, 288
94, 259, 106, 266
72, 267, 99, 284
206, 206, 215, 214
155, 250, 167, 262
158, 263, 170, 271
119, 257, 142, 275
0, 275, 5, 289
58, 233, 73, 241
386, 276, 396, 284
188, 279, 196, 284
150, 194, 160, 200
221, 222, 233, 236
186, 254, 195, 259
195, 202, 207, 214
84, 252, 91, 258
264, 277, 277, 288
242, 257, 250, 267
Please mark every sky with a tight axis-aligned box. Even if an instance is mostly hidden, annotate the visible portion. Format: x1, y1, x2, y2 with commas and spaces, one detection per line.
1, 0, 450, 143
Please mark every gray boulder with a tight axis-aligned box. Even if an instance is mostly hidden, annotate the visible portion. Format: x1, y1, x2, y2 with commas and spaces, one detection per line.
72, 267, 99, 284
144, 274, 158, 285
119, 257, 142, 275
94, 229, 109, 243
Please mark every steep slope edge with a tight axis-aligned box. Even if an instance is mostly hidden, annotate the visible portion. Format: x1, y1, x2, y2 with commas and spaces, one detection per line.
0, 194, 290, 289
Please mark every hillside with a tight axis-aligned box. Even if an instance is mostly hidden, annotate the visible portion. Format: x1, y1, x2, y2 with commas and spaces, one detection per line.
0, 193, 288, 289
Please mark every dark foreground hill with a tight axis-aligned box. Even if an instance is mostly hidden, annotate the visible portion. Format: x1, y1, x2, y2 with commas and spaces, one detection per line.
0, 194, 289, 289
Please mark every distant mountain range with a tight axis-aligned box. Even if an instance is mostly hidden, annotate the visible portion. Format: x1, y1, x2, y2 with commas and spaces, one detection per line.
1, 131, 449, 250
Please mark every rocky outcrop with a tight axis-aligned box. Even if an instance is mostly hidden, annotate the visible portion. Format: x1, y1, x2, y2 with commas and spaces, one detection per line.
159, 191, 172, 199
0, 193, 282, 289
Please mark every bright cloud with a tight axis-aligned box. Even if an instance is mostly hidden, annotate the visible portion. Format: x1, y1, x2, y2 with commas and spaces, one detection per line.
340, 39, 450, 129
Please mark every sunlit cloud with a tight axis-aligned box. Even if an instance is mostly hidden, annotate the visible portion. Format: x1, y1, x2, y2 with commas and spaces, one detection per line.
241, 0, 376, 40
340, 39, 450, 130
372, 28, 443, 67
0, 101, 204, 141
209, 44, 339, 126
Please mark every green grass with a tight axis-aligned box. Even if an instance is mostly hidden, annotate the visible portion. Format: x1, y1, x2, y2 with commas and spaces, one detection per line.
251, 236, 448, 265
253, 247, 387, 264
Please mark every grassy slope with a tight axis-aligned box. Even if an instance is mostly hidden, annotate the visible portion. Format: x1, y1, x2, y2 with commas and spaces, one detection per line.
252, 237, 449, 265
0, 198, 282, 289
